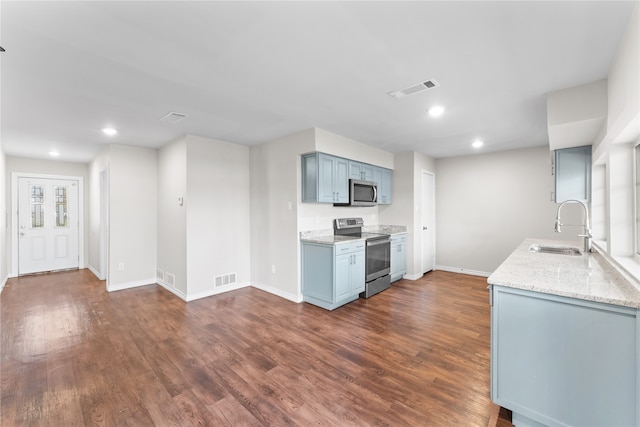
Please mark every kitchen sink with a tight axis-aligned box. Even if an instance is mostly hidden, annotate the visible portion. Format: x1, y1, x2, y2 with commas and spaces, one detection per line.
528, 244, 582, 256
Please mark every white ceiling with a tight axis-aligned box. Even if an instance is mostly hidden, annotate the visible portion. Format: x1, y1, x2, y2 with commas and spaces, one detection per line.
1, 1, 637, 163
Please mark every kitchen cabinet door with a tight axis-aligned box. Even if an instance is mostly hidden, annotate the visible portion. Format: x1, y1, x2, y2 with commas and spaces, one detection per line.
554, 145, 591, 202
301, 153, 349, 204
491, 285, 638, 427
374, 167, 393, 205
390, 233, 407, 282
349, 161, 374, 181
350, 250, 366, 294
335, 253, 352, 301
318, 154, 337, 203
334, 157, 349, 204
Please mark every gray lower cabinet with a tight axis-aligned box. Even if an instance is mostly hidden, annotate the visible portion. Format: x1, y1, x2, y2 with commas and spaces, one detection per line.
301, 153, 349, 204
390, 233, 407, 282
301, 240, 365, 310
491, 285, 638, 427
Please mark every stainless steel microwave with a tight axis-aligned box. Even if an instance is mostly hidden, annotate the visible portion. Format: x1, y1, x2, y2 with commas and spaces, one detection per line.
344, 179, 377, 207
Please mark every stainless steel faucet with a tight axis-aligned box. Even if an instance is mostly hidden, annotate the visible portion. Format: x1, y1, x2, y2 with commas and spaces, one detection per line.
554, 199, 592, 253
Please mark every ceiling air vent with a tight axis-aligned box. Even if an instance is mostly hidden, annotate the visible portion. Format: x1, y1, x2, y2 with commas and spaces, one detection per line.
388, 79, 440, 99
160, 112, 189, 123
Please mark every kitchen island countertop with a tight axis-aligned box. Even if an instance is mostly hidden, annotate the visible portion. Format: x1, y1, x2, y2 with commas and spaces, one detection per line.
488, 238, 640, 309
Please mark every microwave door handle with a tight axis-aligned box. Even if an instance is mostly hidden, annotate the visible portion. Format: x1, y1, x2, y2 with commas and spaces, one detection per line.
373, 185, 377, 202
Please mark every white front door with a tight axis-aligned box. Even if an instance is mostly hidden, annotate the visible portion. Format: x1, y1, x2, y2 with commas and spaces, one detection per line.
18, 177, 80, 275
421, 171, 435, 273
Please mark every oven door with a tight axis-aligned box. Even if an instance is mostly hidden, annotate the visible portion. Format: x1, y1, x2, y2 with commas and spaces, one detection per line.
366, 238, 391, 282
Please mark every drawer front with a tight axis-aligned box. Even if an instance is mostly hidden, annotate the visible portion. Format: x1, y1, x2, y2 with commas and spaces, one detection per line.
336, 241, 365, 255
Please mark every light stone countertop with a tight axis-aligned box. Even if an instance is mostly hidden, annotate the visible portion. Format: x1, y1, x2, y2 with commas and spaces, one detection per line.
300, 224, 407, 244
488, 238, 640, 309
300, 234, 363, 245
363, 225, 407, 235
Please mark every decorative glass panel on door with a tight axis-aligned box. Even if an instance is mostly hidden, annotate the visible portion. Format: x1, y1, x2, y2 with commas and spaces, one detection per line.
54, 186, 68, 228
31, 185, 44, 228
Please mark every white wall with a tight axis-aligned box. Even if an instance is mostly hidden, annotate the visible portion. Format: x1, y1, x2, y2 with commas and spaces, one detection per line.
315, 128, 394, 169
185, 135, 251, 299
435, 146, 581, 275
88, 146, 109, 278
379, 151, 436, 279
0, 149, 6, 290
250, 129, 314, 301
5, 156, 90, 275
594, 4, 640, 161
590, 4, 639, 271
157, 137, 187, 295
107, 145, 157, 289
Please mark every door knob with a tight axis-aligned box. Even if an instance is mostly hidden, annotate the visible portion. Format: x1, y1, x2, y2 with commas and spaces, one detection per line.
19, 232, 25, 236
423, 226, 428, 230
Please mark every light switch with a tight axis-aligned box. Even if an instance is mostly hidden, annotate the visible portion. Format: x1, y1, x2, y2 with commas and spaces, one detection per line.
178, 197, 184, 206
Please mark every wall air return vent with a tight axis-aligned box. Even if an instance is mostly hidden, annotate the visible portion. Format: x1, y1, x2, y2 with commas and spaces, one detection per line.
215, 272, 237, 288
160, 112, 189, 123
388, 79, 440, 99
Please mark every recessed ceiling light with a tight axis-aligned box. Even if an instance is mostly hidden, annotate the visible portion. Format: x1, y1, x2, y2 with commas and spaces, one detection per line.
49, 151, 60, 157
472, 140, 484, 149
102, 127, 118, 136
428, 106, 445, 117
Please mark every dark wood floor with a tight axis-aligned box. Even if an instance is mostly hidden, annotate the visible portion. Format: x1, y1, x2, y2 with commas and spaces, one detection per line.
1, 269, 512, 426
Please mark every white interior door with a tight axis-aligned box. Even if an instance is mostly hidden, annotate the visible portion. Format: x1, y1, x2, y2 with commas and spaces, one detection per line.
18, 177, 79, 275
421, 171, 435, 273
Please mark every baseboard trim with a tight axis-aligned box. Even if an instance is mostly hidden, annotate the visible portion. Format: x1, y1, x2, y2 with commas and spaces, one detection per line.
0, 275, 7, 294
87, 265, 105, 280
107, 277, 157, 292
156, 279, 188, 301
250, 281, 303, 303
185, 282, 250, 302
435, 265, 492, 278
402, 273, 423, 281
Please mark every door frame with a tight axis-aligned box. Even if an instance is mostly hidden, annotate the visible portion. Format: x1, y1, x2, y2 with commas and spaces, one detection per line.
421, 169, 436, 274
11, 172, 85, 277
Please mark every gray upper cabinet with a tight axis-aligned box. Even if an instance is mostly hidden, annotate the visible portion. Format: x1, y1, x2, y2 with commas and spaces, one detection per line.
302, 153, 349, 204
302, 152, 393, 205
554, 145, 592, 202
373, 167, 392, 205
349, 161, 374, 181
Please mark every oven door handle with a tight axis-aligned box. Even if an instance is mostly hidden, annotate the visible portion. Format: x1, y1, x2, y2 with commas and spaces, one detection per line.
366, 239, 389, 247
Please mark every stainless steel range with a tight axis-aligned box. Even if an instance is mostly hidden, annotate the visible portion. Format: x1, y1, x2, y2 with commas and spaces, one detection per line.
334, 218, 391, 298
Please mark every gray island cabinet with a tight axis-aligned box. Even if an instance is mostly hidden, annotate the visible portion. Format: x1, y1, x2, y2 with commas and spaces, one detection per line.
301, 239, 365, 310
488, 239, 640, 427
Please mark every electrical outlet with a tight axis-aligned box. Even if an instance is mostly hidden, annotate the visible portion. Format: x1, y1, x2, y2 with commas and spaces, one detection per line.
271, 264, 276, 274
118, 262, 125, 271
